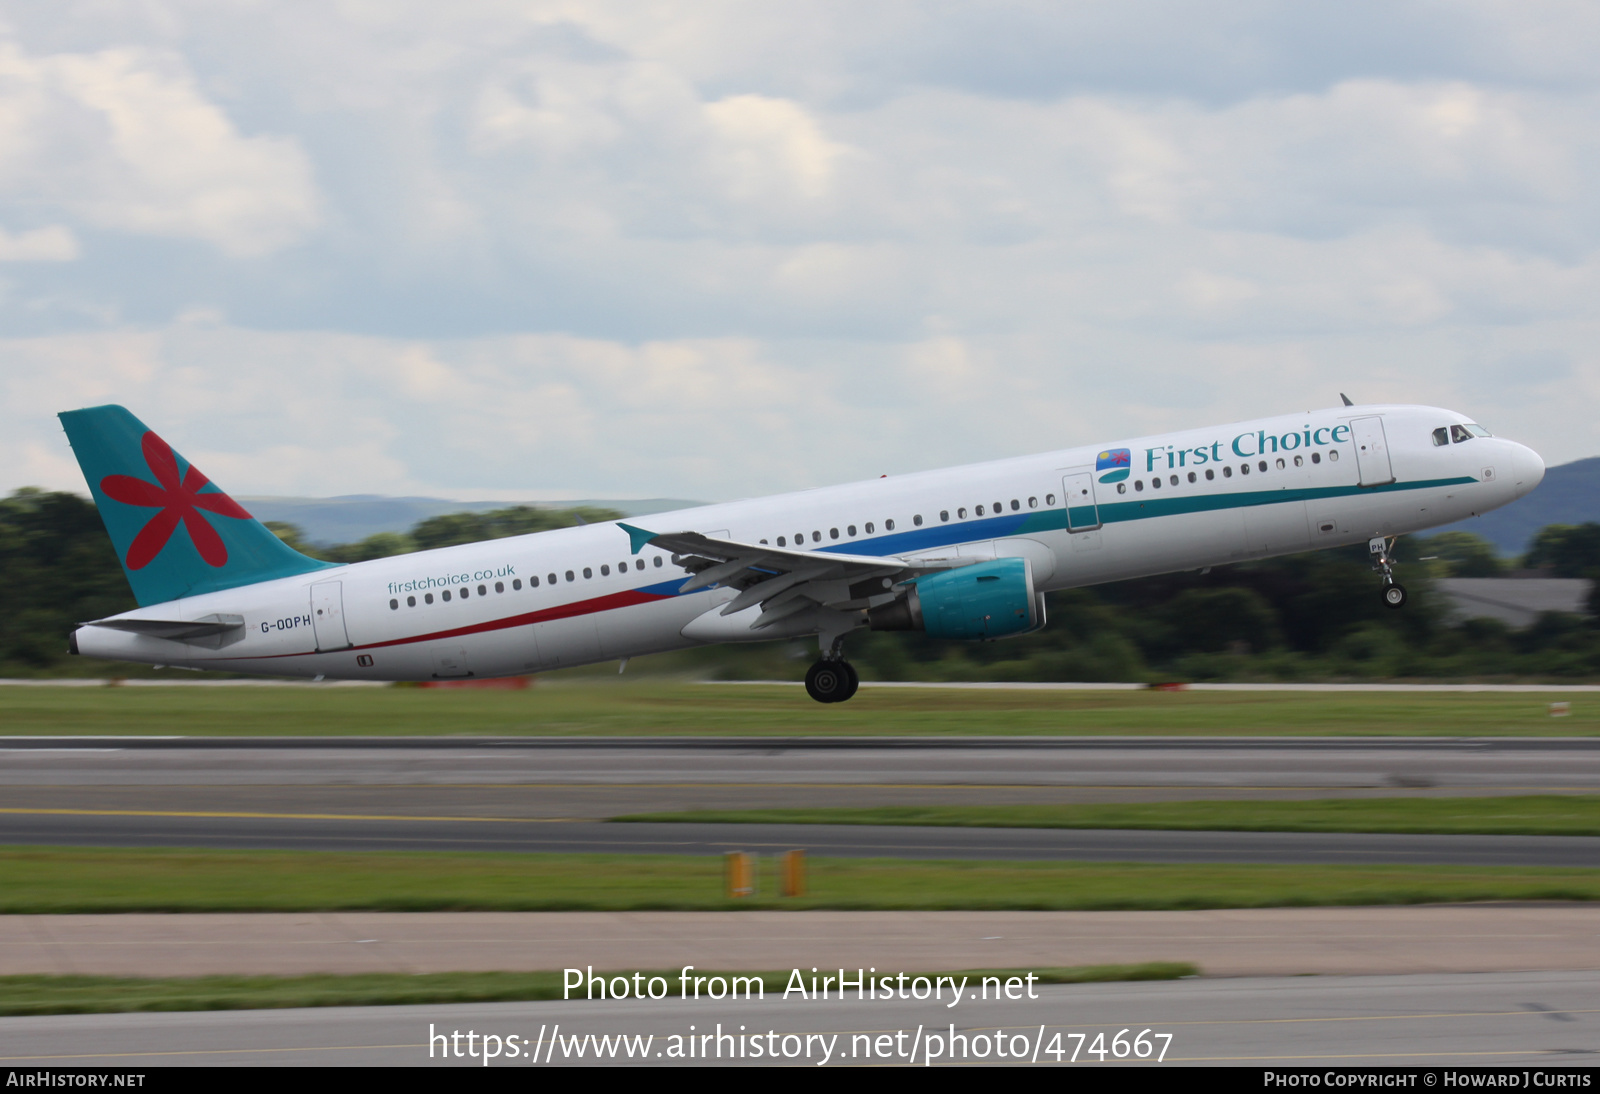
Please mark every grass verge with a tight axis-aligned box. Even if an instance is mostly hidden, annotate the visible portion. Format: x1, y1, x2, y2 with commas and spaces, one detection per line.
615, 796, 1600, 836
2, 681, 1598, 736
3, 847, 1600, 913
0, 964, 1195, 1017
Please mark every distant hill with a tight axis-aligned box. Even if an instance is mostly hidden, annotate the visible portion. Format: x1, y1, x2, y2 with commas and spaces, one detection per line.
1425, 456, 1600, 556
238, 495, 705, 547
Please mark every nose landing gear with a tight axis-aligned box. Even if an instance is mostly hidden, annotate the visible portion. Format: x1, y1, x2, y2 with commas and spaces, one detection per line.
1371, 536, 1407, 609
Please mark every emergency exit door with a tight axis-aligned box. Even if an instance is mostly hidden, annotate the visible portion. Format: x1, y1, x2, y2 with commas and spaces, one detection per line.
1061, 472, 1101, 531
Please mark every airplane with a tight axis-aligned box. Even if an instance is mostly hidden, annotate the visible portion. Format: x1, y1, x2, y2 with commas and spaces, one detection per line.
59, 400, 1543, 703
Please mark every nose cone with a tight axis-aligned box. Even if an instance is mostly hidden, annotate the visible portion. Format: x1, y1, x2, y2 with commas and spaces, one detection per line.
1510, 443, 1545, 499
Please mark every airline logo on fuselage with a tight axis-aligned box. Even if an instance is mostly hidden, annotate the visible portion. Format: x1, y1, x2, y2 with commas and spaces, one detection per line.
1096, 448, 1131, 483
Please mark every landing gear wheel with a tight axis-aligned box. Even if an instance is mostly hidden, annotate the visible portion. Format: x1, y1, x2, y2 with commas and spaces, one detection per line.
805, 659, 856, 703
840, 661, 859, 702
1382, 583, 1408, 610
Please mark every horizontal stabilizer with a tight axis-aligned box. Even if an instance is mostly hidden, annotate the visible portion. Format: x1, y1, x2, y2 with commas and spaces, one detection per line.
83, 613, 247, 649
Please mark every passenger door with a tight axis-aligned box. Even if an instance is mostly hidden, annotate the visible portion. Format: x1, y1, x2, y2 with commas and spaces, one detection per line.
309, 582, 350, 651
1351, 417, 1396, 487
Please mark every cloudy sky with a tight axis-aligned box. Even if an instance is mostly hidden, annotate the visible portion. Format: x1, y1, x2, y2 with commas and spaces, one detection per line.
2, 2, 1597, 503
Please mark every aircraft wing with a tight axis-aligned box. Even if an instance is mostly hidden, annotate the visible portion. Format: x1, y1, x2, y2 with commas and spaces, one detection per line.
619, 523, 964, 629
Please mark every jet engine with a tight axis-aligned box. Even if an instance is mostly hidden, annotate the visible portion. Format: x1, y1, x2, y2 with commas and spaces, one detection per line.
868, 557, 1045, 640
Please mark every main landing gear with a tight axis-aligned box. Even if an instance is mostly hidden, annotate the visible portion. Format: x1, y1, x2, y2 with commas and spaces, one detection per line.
1370, 536, 1408, 610
805, 619, 862, 703
805, 658, 859, 703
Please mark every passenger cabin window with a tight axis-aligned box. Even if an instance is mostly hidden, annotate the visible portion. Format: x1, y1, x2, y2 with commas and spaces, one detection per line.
583, 567, 592, 579
957, 508, 967, 519
1205, 469, 1215, 480
1258, 461, 1268, 473
1240, 464, 1250, 475
1010, 499, 1020, 511
1223, 466, 1233, 478
1293, 456, 1303, 467
830, 528, 839, 539
1117, 483, 1127, 494
1046, 494, 1055, 505
565, 571, 575, 582
442, 589, 451, 601
1432, 427, 1450, 447
424, 593, 434, 604
389, 599, 398, 610
939, 511, 949, 522
600, 565, 609, 576
777, 536, 786, 546
1329, 450, 1339, 461
885, 519, 896, 530
913, 514, 923, 526
975, 505, 985, 516
1028, 497, 1037, 508
407, 595, 416, 607
865, 522, 875, 533
1134, 480, 1144, 492
1311, 453, 1321, 464
847, 525, 857, 536
1150, 477, 1160, 489
636, 559, 645, 570
1187, 472, 1196, 483
495, 581, 504, 593
654, 556, 663, 567
812, 531, 821, 542
516, 579, 525, 590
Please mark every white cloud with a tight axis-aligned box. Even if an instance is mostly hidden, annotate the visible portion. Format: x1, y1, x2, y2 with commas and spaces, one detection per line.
0, 41, 319, 256
0, 225, 77, 261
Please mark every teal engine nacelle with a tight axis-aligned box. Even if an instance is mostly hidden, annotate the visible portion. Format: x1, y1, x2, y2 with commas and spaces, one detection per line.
868, 557, 1045, 640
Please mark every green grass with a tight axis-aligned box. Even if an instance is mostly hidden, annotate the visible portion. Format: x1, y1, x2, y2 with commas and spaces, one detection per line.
616, 796, 1600, 836
0, 964, 1196, 1017
3, 847, 1600, 913
1, 680, 1597, 736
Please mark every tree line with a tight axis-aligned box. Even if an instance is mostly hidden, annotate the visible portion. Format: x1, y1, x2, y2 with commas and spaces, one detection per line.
2, 487, 1597, 681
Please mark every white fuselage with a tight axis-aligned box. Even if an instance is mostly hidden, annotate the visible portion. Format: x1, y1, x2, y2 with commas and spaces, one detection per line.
74, 405, 1545, 680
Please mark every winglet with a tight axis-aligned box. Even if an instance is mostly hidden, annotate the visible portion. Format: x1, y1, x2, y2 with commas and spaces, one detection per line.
1340, 393, 1354, 407
618, 522, 658, 555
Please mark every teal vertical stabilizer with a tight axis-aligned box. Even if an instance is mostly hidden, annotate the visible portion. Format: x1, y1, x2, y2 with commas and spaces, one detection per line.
58, 405, 337, 606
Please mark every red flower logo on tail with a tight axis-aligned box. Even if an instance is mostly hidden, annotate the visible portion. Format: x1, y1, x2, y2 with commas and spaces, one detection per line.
99, 432, 252, 569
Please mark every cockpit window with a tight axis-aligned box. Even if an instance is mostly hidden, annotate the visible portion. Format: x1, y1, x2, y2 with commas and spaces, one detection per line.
1466, 424, 1492, 437
1432, 427, 1449, 447
1450, 424, 1474, 443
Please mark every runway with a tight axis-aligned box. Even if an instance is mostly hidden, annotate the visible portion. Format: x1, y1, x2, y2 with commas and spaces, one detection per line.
2, 971, 1595, 1067
2, 736, 1598, 864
